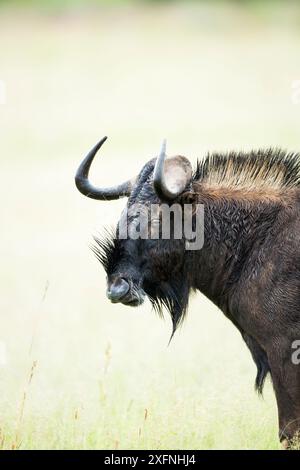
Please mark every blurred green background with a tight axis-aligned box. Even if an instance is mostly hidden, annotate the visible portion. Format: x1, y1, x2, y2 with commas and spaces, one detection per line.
1, 0, 300, 450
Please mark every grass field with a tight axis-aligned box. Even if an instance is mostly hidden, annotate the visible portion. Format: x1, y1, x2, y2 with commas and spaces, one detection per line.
1, 1, 300, 450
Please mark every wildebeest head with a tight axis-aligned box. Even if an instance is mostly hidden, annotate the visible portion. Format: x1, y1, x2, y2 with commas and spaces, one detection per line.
75, 137, 194, 332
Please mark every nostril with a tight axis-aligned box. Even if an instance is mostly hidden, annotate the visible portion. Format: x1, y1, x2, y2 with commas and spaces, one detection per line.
107, 278, 129, 302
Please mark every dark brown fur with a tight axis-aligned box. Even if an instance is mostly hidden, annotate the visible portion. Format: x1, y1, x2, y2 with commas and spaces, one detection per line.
94, 148, 300, 445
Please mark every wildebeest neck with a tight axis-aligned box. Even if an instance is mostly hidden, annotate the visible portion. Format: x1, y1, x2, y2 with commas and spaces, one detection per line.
190, 196, 284, 312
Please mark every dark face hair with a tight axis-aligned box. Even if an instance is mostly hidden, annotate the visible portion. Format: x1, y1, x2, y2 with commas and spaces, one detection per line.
75, 137, 193, 335
92, 159, 191, 335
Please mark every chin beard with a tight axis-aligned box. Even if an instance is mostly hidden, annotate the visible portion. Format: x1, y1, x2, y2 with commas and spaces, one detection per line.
145, 277, 190, 340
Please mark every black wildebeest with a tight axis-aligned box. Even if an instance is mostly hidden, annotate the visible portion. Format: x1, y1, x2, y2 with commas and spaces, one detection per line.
75, 136, 300, 446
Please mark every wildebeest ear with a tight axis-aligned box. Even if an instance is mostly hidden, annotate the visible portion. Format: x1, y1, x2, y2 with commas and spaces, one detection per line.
163, 155, 192, 193
153, 150, 193, 201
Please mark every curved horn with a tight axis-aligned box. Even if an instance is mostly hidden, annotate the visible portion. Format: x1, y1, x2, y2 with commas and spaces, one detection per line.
153, 140, 192, 201
75, 137, 133, 200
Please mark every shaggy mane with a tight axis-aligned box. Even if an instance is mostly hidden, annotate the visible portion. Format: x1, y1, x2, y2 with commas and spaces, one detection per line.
193, 148, 300, 191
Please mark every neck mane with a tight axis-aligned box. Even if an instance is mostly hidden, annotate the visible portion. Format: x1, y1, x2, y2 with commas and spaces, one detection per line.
189, 148, 300, 309
193, 148, 300, 194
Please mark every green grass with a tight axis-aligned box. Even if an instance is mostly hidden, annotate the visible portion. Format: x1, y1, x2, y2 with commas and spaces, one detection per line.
1, 1, 300, 450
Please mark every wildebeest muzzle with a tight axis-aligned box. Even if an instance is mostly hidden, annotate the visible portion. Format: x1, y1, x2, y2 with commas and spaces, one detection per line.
106, 276, 145, 307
